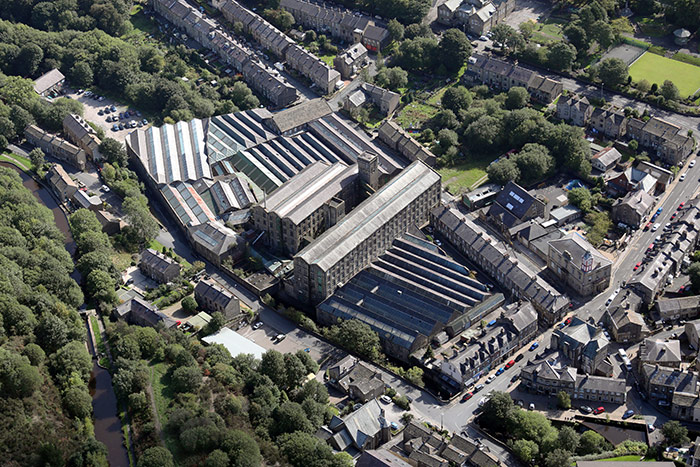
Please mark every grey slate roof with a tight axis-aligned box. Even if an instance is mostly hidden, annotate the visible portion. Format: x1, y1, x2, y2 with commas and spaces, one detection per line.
639, 338, 681, 364
33, 68, 65, 94
266, 98, 333, 134
140, 248, 181, 277
296, 161, 440, 272
188, 220, 244, 256
194, 278, 236, 309
328, 398, 385, 450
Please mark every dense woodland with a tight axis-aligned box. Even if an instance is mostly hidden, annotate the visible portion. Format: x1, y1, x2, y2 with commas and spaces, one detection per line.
0, 167, 106, 465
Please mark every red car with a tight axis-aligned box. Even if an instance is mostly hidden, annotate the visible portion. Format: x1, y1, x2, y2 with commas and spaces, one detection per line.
593, 407, 605, 415
647, 244, 654, 252
678, 202, 685, 210
461, 392, 474, 402
644, 222, 652, 230
671, 213, 677, 220
505, 360, 515, 369
634, 262, 642, 271
565, 317, 572, 325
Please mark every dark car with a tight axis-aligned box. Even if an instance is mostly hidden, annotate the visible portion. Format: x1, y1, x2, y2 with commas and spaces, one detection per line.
118, 122, 124, 130
622, 409, 635, 419
474, 384, 484, 392
515, 353, 524, 362
510, 374, 519, 383
529, 342, 539, 351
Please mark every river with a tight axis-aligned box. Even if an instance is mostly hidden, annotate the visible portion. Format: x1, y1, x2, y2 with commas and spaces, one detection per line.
0, 162, 130, 466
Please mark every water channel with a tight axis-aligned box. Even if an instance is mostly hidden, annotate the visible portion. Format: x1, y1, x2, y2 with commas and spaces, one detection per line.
0, 162, 130, 466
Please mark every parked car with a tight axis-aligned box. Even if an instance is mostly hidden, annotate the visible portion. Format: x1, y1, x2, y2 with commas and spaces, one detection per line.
691, 160, 696, 168
486, 375, 496, 384
652, 223, 660, 231
593, 407, 605, 415
622, 409, 635, 419
275, 333, 286, 342
474, 384, 484, 392
142, 118, 148, 125
112, 124, 119, 131
505, 360, 515, 369
495, 367, 505, 376
634, 262, 642, 271
118, 122, 124, 130
644, 222, 652, 230
580, 406, 593, 414
110, 105, 117, 112
658, 400, 670, 407
529, 342, 539, 351
528, 403, 535, 410
461, 392, 474, 402
680, 172, 687, 181
515, 354, 524, 362
98, 109, 104, 116
380, 395, 392, 404
510, 374, 519, 383
252, 321, 263, 330
479, 35, 488, 41
648, 424, 655, 432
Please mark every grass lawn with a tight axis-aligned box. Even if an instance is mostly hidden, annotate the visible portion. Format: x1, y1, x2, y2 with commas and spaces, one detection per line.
629, 52, 700, 98
319, 54, 336, 68
0, 152, 31, 170
438, 154, 493, 195
600, 455, 643, 461
111, 251, 134, 272
395, 102, 439, 129
532, 18, 565, 45
125, 5, 158, 41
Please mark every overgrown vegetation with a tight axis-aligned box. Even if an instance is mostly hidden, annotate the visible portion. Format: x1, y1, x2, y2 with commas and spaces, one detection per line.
0, 167, 107, 465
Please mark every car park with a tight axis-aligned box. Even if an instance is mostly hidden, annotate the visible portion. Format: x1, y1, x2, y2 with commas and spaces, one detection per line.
461, 392, 474, 402
593, 407, 605, 415
622, 409, 634, 419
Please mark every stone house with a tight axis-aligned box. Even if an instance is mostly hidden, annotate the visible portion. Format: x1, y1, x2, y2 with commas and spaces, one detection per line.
139, 248, 182, 284
612, 189, 655, 229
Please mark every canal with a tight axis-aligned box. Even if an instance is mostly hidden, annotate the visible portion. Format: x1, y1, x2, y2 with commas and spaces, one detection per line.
0, 162, 130, 466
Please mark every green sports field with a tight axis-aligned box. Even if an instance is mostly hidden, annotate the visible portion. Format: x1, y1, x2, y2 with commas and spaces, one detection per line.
629, 52, 700, 97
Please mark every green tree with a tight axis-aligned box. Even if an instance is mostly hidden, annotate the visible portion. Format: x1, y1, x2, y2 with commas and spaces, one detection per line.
220, 429, 262, 467
137, 447, 174, 467
597, 58, 629, 88
506, 86, 530, 110
181, 296, 197, 314
260, 350, 287, 388
519, 21, 535, 40
689, 262, 700, 293
375, 66, 408, 91
512, 439, 539, 465
50, 341, 92, 386
122, 195, 159, 246
62, 386, 93, 419
585, 211, 612, 247
661, 420, 689, 447
388, 19, 405, 41
481, 392, 513, 431
487, 159, 520, 185
578, 430, 605, 455
0, 348, 41, 398
547, 42, 577, 71
513, 143, 553, 183
568, 187, 592, 212
284, 352, 308, 390
491, 23, 516, 48
436, 29, 471, 72
545, 449, 571, 467
263, 9, 295, 31
660, 80, 681, 102
69, 61, 94, 88
29, 147, 45, 171
278, 431, 351, 467
205, 450, 230, 467
558, 426, 579, 452
172, 365, 202, 393
86, 269, 118, 309
327, 319, 381, 361
16, 43, 43, 76
36, 312, 69, 354
442, 86, 472, 113
271, 401, 314, 437
99, 138, 128, 167
593, 20, 615, 49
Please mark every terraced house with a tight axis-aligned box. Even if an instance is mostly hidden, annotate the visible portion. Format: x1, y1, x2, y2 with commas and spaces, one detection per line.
279, 0, 390, 51
466, 54, 563, 103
